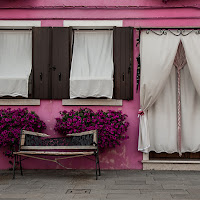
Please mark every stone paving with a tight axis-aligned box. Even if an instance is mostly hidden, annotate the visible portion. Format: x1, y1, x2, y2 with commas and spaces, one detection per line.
1, 170, 200, 200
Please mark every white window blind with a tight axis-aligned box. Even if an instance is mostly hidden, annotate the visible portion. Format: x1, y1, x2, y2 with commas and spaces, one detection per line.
0, 30, 32, 97
70, 30, 114, 99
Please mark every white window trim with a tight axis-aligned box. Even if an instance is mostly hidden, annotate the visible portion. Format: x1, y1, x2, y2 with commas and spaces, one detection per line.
63, 20, 123, 28
63, 20, 123, 106
62, 99, 122, 106
0, 20, 41, 106
0, 99, 40, 106
142, 153, 200, 171
0, 20, 41, 28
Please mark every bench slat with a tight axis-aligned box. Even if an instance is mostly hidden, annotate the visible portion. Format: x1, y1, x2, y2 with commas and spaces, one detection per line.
21, 146, 97, 150
14, 151, 94, 156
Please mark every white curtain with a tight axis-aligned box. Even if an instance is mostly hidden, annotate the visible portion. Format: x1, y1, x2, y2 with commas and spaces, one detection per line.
181, 64, 200, 152
139, 30, 200, 154
148, 63, 200, 153
0, 30, 32, 97
70, 30, 114, 99
138, 31, 180, 152
181, 32, 200, 97
148, 66, 177, 153
181, 33, 200, 152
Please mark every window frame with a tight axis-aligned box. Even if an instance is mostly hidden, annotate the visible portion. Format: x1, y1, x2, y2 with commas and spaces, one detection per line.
0, 20, 41, 106
63, 20, 124, 106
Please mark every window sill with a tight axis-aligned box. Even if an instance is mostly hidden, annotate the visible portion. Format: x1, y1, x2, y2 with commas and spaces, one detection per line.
142, 160, 200, 164
0, 99, 40, 106
62, 99, 122, 106
142, 152, 200, 170
142, 160, 200, 171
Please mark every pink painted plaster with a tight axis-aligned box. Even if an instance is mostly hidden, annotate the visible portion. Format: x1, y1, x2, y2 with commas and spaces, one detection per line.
0, 0, 198, 170
41, 20, 63, 27
0, 0, 199, 8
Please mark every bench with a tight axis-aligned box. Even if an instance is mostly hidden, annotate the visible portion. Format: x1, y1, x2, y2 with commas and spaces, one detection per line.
13, 129, 101, 180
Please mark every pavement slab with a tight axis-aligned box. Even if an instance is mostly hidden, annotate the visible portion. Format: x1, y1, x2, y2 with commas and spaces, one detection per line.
0, 170, 200, 200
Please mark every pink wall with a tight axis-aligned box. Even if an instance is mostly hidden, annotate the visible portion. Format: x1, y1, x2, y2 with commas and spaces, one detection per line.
0, 0, 199, 170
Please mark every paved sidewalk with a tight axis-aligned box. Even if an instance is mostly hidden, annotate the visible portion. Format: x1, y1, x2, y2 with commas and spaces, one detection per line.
0, 170, 200, 200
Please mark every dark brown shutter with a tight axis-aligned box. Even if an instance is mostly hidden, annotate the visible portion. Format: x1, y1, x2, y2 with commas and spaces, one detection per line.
28, 70, 33, 98
32, 27, 52, 99
52, 27, 72, 99
113, 27, 133, 100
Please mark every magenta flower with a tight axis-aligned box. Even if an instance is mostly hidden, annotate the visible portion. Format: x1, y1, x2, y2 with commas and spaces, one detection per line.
54, 108, 129, 150
0, 108, 46, 158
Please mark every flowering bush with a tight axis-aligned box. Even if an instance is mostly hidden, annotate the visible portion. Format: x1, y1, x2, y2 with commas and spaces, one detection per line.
0, 108, 46, 157
55, 108, 129, 149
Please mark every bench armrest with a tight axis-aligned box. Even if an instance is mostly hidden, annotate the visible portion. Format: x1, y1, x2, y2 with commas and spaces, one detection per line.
67, 130, 97, 137
67, 130, 98, 147
22, 130, 50, 137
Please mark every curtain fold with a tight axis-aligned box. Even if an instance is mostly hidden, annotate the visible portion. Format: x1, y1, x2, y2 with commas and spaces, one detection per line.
0, 31, 32, 97
70, 30, 114, 99
181, 33, 200, 97
138, 31, 180, 153
181, 34, 200, 152
146, 63, 200, 154
148, 66, 177, 153
181, 64, 200, 152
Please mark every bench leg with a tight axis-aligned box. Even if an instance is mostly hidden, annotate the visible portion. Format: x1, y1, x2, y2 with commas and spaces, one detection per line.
97, 153, 101, 176
12, 155, 16, 179
20, 156, 23, 176
95, 153, 98, 180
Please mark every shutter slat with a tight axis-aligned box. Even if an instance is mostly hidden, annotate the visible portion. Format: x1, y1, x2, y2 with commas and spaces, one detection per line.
126, 28, 133, 100
113, 27, 133, 100
121, 29, 126, 99
113, 27, 121, 99
52, 27, 72, 99
33, 27, 51, 99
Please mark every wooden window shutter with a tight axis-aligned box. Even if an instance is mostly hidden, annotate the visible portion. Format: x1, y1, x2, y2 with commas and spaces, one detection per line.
32, 27, 52, 99
113, 27, 133, 100
52, 27, 72, 99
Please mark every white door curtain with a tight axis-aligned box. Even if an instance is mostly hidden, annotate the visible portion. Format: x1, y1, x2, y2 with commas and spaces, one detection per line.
0, 30, 32, 97
138, 30, 200, 154
70, 30, 114, 99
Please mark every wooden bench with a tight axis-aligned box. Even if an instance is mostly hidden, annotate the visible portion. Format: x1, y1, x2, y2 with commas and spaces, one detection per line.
13, 129, 101, 180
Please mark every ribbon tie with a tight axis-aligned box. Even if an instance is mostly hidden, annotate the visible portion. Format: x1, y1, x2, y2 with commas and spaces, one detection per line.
174, 41, 187, 156
138, 109, 144, 118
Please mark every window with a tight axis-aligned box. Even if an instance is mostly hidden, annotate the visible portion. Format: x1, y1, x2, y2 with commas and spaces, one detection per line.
0, 20, 41, 102
70, 30, 114, 99
31, 27, 134, 100
0, 30, 32, 98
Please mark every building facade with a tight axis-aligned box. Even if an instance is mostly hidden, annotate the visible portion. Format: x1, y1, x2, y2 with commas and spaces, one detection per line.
0, 0, 200, 170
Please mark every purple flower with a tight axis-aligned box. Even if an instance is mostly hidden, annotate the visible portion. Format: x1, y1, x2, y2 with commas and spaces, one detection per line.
0, 108, 46, 158
54, 108, 129, 150
5, 118, 9, 122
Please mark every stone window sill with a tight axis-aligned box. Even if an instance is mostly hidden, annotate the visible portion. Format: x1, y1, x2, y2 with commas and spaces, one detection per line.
0, 99, 40, 106
142, 153, 200, 170
142, 160, 200, 164
62, 99, 123, 106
